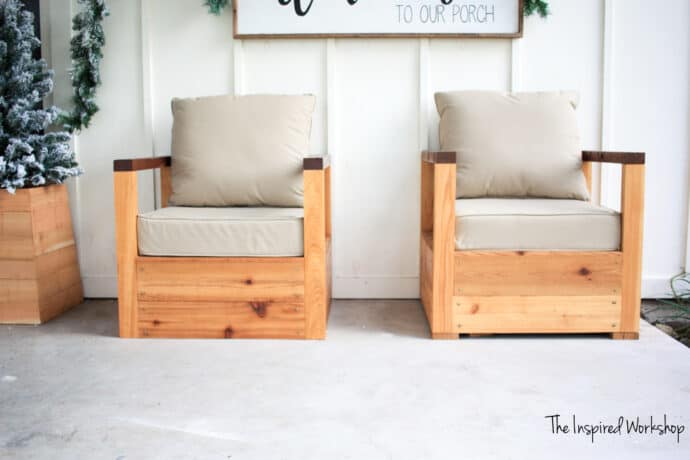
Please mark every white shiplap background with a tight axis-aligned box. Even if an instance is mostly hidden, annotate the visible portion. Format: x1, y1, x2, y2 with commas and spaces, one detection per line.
40, 0, 690, 299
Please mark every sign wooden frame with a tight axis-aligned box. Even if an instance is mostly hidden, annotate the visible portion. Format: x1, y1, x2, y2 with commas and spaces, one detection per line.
233, 0, 524, 39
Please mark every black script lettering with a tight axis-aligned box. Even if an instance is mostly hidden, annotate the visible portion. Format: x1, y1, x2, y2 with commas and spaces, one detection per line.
545, 414, 570, 434
279, 0, 358, 17
278, 0, 314, 16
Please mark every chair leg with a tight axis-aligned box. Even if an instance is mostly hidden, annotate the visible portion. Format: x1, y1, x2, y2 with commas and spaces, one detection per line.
114, 171, 139, 338
304, 168, 329, 340
432, 333, 458, 340
611, 332, 640, 340
619, 164, 645, 340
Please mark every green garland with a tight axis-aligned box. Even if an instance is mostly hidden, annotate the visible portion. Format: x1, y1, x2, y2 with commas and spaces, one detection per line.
205, 0, 229, 15
205, 1, 549, 17
61, 0, 109, 133
524, 0, 550, 18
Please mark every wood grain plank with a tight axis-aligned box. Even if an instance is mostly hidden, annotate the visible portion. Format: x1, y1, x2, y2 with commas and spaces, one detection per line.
30, 185, 76, 256
35, 245, 80, 280
304, 168, 329, 339
137, 257, 305, 303
420, 231, 434, 322
431, 163, 456, 336
420, 159, 434, 233
432, 333, 458, 340
114, 171, 140, 337
36, 245, 83, 322
611, 332, 639, 340
1, 185, 82, 324
0, 189, 31, 211
454, 251, 622, 296
582, 161, 593, 197
420, 157, 434, 325
303, 155, 331, 171
422, 151, 457, 165
160, 165, 172, 208
0, 212, 34, 259
0, 258, 36, 280
453, 295, 621, 334
0, 279, 40, 324
113, 156, 171, 172
620, 164, 645, 335
326, 237, 332, 319
38, 282, 83, 323
138, 301, 305, 339
582, 151, 645, 165
325, 166, 332, 238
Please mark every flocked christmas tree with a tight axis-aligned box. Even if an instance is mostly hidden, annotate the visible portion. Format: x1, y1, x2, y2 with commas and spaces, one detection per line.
0, 0, 80, 193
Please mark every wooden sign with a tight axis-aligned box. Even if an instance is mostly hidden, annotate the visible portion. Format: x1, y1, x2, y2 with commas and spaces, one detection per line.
233, 0, 524, 39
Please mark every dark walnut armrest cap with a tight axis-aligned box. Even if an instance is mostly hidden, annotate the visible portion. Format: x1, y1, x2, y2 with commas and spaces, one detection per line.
303, 155, 331, 170
582, 151, 645, 165
422, 151, 457, 164
113, 156, 172, 172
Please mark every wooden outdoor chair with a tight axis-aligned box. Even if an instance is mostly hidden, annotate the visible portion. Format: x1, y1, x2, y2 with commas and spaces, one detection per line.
113, 95, 331, 339
420, 91, 645, 340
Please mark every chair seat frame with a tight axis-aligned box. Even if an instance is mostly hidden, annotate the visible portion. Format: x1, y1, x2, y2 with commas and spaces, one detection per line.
420, 150, 645, 340
113, 156, 331, 339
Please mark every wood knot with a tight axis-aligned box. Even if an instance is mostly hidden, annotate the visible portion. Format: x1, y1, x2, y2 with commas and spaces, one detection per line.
244, 278, 253, 285
152, 319, 161, 326
470, 304, 480, 314
250, 302, 268, 318
578, 267, 592, 276
516, 251, 525, 256
224, 327, 234, 339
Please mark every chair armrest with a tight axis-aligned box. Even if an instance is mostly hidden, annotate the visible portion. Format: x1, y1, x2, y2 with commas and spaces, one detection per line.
303, 155, 331, 171
580, 149, 646, 333
582, 151, 645, 165
422, 151, 457, 164
114, 156, 172, 172
420, 150, 456, 242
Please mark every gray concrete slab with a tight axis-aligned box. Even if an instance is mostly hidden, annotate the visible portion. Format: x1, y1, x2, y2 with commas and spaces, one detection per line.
1, 300, 689, 460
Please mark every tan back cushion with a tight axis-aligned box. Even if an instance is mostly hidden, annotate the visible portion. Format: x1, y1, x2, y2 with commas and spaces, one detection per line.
435, 91, 589, 200
170, 94, 315, 207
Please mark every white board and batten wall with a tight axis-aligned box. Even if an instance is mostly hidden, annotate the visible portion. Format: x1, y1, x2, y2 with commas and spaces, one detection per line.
40, 0, 690, 299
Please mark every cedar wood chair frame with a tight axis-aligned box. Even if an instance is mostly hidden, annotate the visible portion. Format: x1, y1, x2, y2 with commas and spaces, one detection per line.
420, 150, 645, 340
113, 156, 331, 339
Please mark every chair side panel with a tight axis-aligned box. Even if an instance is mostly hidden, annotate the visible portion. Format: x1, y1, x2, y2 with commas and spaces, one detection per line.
136, 256, 305, 339
453, 251, 624, 334
455, 251, 623, 296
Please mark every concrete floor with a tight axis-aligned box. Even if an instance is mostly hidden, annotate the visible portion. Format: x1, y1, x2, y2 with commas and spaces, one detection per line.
1, 300, 689, 460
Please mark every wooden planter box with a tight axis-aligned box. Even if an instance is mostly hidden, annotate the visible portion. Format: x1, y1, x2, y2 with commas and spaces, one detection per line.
0, 184, 83, 324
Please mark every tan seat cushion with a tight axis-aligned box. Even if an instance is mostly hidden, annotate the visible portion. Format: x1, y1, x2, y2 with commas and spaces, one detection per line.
170, 94, 315, 208
455, 199, 620, 251
436, 91, 589, 200
138, 207, 304, 257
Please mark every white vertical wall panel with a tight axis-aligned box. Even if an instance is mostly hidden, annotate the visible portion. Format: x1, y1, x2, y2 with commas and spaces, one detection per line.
609, 0, 690, 296
333, 40, 420, 298
599, 0, 616, 210
68, 0, 151, 297
242, 40, 327, 155
518, 0, 604, 205
148, 0, 234, 158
